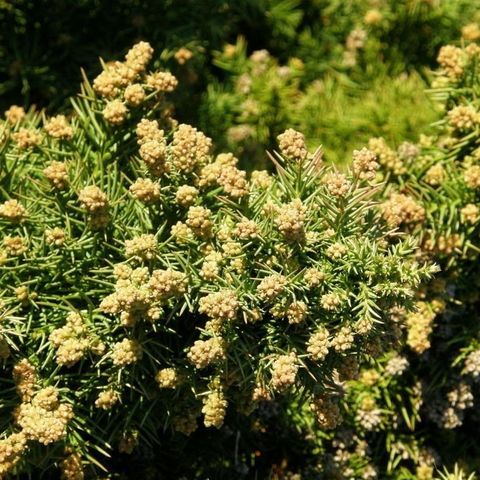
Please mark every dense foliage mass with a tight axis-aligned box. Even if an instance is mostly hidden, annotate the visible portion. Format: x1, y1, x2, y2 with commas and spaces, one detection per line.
0, 43, 434, 478
1, 2, 480, 480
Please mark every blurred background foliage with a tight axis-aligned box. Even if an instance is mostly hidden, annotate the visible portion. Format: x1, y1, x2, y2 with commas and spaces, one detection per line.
1, 0, 479, 166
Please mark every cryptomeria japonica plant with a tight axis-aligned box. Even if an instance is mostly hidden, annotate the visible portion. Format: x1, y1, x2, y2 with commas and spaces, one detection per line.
0, 42, 435, 478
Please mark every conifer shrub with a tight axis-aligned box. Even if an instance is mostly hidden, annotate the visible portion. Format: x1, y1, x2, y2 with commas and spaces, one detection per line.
0, 43, 436, 477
